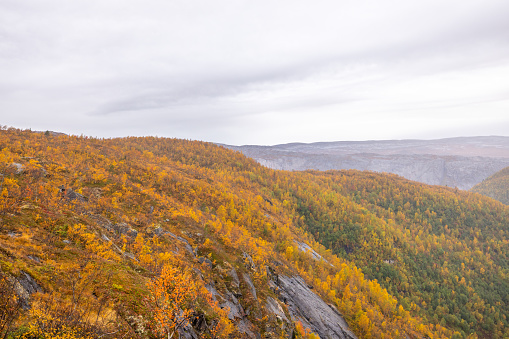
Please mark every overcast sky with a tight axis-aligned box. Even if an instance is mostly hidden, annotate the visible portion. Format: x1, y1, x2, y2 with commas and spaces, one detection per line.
1, 0, 509, 145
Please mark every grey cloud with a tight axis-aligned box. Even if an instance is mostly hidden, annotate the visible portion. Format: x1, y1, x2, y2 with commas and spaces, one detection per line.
1, 0, 509, 144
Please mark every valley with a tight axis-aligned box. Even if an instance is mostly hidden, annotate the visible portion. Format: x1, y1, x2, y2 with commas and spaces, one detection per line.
226, 136, 509, 190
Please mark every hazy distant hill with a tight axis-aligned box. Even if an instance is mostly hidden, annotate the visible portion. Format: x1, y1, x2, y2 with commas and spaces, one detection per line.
471, 166, 509, 204
226, 136, 509, 190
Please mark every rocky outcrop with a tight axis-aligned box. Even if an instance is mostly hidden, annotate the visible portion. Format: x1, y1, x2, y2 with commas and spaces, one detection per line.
205, 282, 257, 338
10, 163, 23, 174
266, 296, 288, 322
274, 274, 356, 339
58, 185, 87, 202
242, 273, 257, 300
230, 267, 241, 288
111, 222, 138, 238
10, 271, 43, 310
294, 241, 323, 261
94, 217, 196, 259
242, 252, 256, 271
221, 291, 247, 320
168, 232, 195, 256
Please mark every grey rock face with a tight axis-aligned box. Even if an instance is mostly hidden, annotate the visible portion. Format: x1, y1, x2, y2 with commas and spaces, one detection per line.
122, 252, 137, 261
204, 267, 356, 338
27, 255, 41, 263
65, 188, 87, 202
257, 153, 509, 190
168, 233, 195, 257
221, 291, 246, 320
179, 320, 201, 339
265, 296, 288, 322
230, 267, 240, 288
294, 241, 323, 261
277, 275, 356, 339
152, 226, 166, 236
58, 186, 87, 202
10, 271, 43, 310
242, 273, 257, 300
10, 163, 23, 174
242, 252, 256, 271
204, 283, 256, 338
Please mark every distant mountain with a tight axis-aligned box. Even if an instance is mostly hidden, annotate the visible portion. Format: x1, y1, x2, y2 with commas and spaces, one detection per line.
471, 166, 509, 204
225, 136, 509, 190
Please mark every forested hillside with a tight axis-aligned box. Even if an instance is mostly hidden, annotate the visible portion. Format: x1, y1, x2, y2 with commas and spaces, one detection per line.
283, 170, 509, 337
1, 127, 508, 338
471, 167, 509, 205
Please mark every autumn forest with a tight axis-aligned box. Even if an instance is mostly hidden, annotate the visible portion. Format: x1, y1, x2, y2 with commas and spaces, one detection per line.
1, 127, 508, 338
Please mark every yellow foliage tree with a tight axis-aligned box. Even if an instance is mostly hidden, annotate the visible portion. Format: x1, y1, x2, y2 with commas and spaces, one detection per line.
146, 265, 197, 338
146, 264, 233, 339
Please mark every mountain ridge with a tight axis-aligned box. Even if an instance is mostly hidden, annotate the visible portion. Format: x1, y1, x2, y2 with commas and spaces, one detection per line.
225, 136, 509, 189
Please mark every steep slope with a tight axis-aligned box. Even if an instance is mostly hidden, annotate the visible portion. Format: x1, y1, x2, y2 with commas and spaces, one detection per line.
471, 166, 509, 204
226, 137, 509, 190
0, 128, 445, 339
278, 170, 509, 337
2, 127, 509, 338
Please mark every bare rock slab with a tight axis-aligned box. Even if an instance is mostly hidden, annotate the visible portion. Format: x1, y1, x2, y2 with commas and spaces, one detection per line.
277, 275, 356, 339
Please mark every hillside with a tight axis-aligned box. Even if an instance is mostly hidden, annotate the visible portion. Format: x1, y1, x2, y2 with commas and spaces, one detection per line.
285, 170, 509, 337
471, 167, 509, 205
226, 137, 509, 190
1, 127, 508, 338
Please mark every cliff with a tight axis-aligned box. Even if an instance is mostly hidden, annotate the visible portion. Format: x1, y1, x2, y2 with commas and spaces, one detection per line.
227, 136, 509, 190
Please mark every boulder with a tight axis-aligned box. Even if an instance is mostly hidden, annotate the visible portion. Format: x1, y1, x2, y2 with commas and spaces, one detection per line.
58, 186, 87, 202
